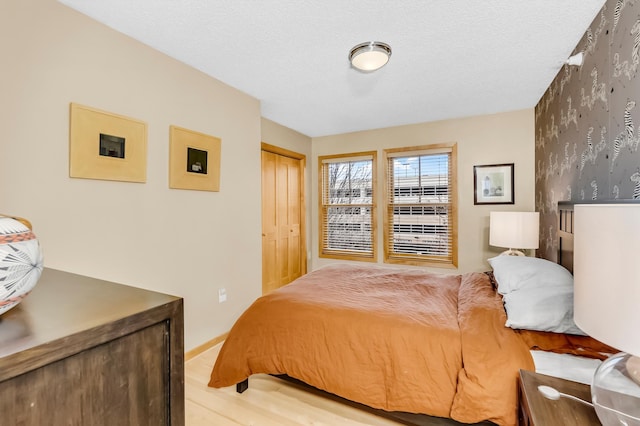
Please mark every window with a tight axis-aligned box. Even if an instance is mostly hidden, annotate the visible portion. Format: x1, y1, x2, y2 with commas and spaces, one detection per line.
319, 152, 377, 261
383, 144, 457, 267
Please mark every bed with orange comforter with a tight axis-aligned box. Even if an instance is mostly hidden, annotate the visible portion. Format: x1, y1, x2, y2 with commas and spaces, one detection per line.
209, 264, 536, 425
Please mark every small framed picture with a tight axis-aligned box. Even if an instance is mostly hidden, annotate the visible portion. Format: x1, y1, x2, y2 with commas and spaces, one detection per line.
69, 103, 147, 183
169, 125, 221, 192
473, 163, 514, 205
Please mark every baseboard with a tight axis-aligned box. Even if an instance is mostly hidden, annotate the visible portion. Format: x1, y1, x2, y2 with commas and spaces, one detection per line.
185, 332, 228, 361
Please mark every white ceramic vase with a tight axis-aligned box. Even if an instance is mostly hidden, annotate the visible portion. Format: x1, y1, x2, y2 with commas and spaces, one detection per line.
0, 216, 44, 315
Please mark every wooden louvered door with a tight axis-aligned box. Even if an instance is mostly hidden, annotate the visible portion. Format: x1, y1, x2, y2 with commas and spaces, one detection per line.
261, 144, 306, 294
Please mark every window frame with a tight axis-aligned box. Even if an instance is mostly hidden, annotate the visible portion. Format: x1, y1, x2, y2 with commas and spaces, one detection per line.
383, 143, 458, 268
318, 151, 377, 262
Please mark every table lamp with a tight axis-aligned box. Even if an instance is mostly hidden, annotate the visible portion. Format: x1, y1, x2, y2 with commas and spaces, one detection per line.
574, 203, 640, 426
489, 211, 539, 256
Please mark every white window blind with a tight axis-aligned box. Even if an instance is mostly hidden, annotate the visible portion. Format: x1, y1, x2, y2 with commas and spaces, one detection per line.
319, 152, 376, 260
384, 145, 457, 266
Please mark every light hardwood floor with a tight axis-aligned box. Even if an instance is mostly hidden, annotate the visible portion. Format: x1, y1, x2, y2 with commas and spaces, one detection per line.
185, 343, 406, 425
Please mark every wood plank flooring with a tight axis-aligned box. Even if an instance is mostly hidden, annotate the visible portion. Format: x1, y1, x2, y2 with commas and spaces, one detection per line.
185, 343, 406, 425
185, 344, 493, 426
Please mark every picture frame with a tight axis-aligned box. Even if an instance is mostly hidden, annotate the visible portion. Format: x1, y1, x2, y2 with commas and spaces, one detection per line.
69, 103, 148, 183
473, 163, 514, 205
169, 125, 221, 192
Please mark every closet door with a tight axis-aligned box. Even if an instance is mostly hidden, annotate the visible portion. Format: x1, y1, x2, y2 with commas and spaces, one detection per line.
261, 147, 306, 294
262, 150, 279, 293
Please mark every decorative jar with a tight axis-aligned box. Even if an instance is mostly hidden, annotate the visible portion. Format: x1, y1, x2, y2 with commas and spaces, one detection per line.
0, 216, 44, 315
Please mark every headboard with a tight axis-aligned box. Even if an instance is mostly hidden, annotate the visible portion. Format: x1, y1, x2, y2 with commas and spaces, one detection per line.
557, 200, 640, 274
557, 202, 574, 273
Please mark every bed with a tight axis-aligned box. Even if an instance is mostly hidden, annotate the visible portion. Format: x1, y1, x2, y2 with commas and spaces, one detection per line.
209, 203, 613, 426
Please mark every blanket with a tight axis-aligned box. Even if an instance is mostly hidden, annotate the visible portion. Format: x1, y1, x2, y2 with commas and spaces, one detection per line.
209, 264, 534, 425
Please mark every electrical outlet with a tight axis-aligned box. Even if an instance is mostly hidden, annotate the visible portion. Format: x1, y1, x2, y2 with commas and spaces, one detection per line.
218, 288, 227, 303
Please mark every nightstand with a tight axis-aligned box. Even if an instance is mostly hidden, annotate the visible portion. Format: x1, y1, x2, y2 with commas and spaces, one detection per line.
519, 370, 601, 426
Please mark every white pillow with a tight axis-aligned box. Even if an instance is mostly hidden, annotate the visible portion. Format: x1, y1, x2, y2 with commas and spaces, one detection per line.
488, 255, 573, 295
502, 285, 585, 335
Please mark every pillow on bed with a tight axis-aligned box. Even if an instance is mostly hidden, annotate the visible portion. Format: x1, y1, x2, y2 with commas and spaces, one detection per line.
502, 284, 586, 335
488, 255, 573, 295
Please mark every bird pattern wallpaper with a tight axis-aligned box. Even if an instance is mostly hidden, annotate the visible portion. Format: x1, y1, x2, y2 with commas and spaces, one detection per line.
535, 0, 640, 261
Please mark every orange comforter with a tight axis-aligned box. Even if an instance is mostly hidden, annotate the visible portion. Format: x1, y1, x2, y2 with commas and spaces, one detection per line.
209, 264, 534, 425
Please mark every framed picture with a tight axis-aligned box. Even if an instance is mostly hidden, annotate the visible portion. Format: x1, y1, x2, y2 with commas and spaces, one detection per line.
169, 125, 221, 192
69, 103, 147, 182
473, 163, 514, 205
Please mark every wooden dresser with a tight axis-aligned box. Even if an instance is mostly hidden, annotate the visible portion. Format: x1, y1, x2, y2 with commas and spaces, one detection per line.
0, 268, 184, 425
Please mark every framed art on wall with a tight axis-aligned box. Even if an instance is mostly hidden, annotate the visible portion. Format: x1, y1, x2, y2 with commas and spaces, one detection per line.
473, 163, 514, 205
169, 125, 221, 192
69, 103, 148, 183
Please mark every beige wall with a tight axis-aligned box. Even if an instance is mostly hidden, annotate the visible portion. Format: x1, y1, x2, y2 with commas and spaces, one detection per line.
312, 109, 535, 273
2, 0, 262, 350
261, 118, 313, 159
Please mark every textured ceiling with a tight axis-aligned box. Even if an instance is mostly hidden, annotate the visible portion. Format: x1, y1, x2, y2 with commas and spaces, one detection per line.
58, 0, 606, 137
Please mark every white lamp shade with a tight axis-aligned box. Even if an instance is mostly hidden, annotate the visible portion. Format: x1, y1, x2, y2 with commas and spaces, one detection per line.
574, 204, 640, 356
489, 211, 540, 249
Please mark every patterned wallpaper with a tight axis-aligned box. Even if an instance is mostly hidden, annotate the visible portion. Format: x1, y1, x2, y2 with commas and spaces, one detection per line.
535, 0, 640, 261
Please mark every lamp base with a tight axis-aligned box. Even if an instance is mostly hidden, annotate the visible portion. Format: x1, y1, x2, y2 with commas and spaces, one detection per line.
591, 352, 640, 426
499, 249, 525, 256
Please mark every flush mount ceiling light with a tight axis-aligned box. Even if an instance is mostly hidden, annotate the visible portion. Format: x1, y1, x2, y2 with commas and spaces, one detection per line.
566, 51, 584, 67
349, 41, 392, 72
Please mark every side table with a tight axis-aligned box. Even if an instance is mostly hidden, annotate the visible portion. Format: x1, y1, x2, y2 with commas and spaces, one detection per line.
519, 369, 600, 425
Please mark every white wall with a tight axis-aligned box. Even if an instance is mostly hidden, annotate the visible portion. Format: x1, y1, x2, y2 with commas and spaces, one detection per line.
1, 0, 262, 350
311, 109, 536, 273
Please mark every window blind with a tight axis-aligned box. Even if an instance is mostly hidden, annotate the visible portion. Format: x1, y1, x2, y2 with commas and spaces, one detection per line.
384, 145, 457, 266
319, 152, 376, 259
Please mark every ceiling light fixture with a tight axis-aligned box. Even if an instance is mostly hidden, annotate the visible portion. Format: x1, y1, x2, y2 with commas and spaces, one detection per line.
566, 51, 584, 67
349, 41, 392, 72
